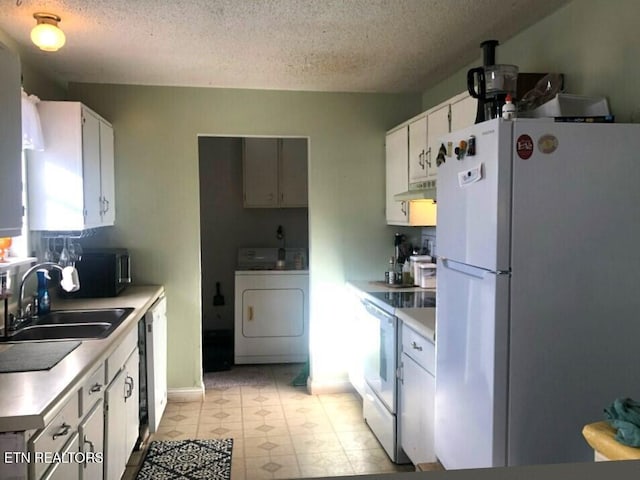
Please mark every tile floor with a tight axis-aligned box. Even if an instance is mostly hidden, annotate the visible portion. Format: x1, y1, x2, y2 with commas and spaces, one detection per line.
143, 363, 416, 479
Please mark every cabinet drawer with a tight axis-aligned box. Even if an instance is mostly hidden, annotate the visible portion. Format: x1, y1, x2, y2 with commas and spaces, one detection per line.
402, 324, 435, 374
29, 395, 79, 479
106, 326, 137, 385
80, 362, 106, 416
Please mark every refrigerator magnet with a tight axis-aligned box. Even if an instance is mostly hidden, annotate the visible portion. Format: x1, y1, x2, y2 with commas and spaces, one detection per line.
516, 134, 534, 160
538, 134, 559, 154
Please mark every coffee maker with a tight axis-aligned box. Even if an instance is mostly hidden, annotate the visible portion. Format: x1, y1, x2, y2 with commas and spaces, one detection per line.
467, 40, 518, 123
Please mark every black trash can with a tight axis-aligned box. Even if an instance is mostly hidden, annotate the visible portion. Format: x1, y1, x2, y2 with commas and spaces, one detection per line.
202, 329, 232, 372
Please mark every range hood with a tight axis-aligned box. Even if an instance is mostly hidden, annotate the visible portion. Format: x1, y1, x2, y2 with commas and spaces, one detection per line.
393, 181, 437, 201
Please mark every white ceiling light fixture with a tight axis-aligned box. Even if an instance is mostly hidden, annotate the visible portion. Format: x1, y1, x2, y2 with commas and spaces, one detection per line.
31, 12, 66, 52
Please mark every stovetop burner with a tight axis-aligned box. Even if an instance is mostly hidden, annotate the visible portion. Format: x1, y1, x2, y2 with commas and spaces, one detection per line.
367, 290, 436, 309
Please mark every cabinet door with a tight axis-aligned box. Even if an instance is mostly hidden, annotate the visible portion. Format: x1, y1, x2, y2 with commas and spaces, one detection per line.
243, 138, 278, 207
41, 433, 80, 480
400, 353, 436, 465
81, 108, 103, 228
123, 349, 139, 457
79, 400, 104, 480
0, 42, 23, 237
450, 93, 477, 133
279, 138, 308, 207
385, 127, 409, 225
104, 368, 127, 480
426, 104, 450, 181
99, 120, 116, 226
408, 116, 428, 183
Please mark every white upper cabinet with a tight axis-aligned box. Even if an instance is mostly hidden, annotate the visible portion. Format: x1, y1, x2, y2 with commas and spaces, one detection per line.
450, 91, 477, 133
243, 137, 308, 208
426, 104, 450, 181
408, 115, 428, 184
27, 102, 116, 231
385, 126, 410, 225
0, 42, 23, 237
279, 138, 308, 207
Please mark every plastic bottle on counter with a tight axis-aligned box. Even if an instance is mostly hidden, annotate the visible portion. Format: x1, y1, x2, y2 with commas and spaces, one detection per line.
402, 261, 413, 285
502, 93, 517, 120
36, 269, 51, 315
387, 257, 395, 285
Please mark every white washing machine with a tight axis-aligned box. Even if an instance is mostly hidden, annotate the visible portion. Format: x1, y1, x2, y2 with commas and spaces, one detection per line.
234, 248, 309, 364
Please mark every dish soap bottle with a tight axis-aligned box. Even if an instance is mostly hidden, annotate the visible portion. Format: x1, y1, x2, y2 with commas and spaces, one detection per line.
36, 269, 51, 315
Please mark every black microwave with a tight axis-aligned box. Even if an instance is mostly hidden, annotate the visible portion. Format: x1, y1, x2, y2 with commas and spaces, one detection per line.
59, 248, 131, 298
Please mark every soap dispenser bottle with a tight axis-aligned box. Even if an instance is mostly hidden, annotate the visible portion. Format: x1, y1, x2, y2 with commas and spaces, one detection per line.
36, 269, 51, 315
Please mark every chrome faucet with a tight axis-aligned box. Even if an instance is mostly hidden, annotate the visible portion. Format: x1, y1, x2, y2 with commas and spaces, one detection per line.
5, 262, 80, 334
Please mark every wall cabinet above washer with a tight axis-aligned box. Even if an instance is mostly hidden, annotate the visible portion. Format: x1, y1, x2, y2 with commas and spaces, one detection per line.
27, 102, 116, 231
243, 138, 308, 208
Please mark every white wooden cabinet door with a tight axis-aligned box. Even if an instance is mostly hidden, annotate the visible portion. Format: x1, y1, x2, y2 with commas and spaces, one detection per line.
243, 138, 279, 207
385, 127, 409, 225
400, 352, 436, 465
99, 120, 116, 226
104, 368, 127, 480
408, 115, 428, 183
426, 104, 450, 181
105, 348, 138, 480
0, 42, 23, 237
42, 434, 80, 480
123, 349, 140, 457
279, 138, 308, 207
450, 93, 478, 133
79, 400, 104, 480
27, 101, 116, 230
81, 108, 103, 228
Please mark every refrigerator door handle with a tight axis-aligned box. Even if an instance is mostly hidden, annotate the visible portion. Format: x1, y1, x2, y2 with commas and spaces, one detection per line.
440, 256, 510, 278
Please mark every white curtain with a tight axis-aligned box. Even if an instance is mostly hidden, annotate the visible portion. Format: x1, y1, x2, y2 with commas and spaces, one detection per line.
21, 88, 44, 151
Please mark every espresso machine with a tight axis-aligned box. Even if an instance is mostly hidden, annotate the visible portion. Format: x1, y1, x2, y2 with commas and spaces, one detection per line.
467, 40, 519, 123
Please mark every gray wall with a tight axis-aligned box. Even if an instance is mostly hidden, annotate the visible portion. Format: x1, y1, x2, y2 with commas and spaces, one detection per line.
198, 136, 309, 332
422, 0, 640, 121
63, 84, 420, 390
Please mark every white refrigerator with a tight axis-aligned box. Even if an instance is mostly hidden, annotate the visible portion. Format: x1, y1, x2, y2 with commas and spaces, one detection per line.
435, 118, 640, 469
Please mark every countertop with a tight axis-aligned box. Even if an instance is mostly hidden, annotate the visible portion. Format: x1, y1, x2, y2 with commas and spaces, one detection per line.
0, 285, 164, 432
346, 280, 436, 342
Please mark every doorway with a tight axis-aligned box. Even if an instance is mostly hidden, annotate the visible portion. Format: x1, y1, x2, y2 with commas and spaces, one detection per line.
197, 136, 309, 371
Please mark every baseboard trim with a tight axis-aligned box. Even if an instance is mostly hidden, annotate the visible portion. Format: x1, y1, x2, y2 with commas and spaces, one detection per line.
307, 377, 355, 395
167, 385, 204, 403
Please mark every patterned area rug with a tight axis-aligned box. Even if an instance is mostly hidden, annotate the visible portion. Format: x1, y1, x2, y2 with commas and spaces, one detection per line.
135, 439, 233, 480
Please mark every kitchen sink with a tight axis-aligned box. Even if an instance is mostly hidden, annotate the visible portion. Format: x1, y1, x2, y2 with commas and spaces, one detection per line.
35, 308, 133, 327
2, 307, 134, 342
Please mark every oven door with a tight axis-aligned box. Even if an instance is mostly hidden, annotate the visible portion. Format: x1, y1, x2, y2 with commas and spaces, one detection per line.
362, 299, 397, 413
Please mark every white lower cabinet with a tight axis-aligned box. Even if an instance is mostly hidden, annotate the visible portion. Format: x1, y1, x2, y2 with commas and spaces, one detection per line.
79, 401, 104, 480
40, 434, 80, 480
399, 323, 436, 465
104, 343, 139, 480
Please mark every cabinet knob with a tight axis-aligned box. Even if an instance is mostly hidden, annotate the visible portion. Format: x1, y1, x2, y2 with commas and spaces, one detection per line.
248, 306, 254, 321
425, 147, 432, 168
411, 341, 423, 351
89, 383, 102, 394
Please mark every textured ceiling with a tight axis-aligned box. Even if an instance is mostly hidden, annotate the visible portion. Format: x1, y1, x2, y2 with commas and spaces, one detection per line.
0, 0, 569, 93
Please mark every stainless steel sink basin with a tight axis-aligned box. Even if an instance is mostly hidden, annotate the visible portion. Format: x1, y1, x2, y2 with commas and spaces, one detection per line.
9, 322, 113, 341
35, 308, 133, 327
3, 307, 134, 342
